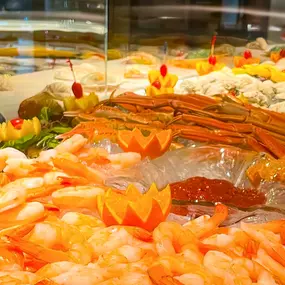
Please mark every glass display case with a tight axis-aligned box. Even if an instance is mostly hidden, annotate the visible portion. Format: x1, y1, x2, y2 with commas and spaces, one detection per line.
0, 3, 285, 283
108, 0, 285, 97
0, 0, 108, 119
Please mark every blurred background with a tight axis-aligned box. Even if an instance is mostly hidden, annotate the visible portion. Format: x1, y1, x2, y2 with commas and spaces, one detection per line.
108, 0, 285, 49
0, 0, 284, 73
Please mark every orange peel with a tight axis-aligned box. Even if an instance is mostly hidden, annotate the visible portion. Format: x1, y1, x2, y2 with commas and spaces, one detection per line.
97, 183, 171, 231
117, 128, 172, 159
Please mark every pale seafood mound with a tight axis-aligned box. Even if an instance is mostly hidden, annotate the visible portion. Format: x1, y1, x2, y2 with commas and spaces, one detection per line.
177, 67, 285, 111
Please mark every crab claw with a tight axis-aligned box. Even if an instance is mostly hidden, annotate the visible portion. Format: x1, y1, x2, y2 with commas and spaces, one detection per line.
255, 128, 285, 158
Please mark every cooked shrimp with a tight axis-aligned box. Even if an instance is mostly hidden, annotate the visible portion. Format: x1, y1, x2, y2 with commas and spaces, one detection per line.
61, 212, 105, 239
183, 215, 210, 229
153, 221, 202, 262
0, 147, 27, 171
202, 228, 252, 256
0, 186, 26, 213
36, 261, 85, 280
54, 134, 87, 154
75, 147, 110, 166
45, 265, 105, 285
241, 222, 281, 245
98, 245, 157, 267
98, 271, 153, 285
3, 158, 35, 177
0, 243, 25, 271
88, 226, 153, 258
9, 216, 92, 264
256, 248, 285, 284
0, 173, 10, 187
230, 257, 268, 281
36, 262, 83, 280
241, 222, 285, 267
245, 220, 285, 235
35, 279, 60, 285
203, 250, 233, 279
0, 270, 37, 284
52, 158, 104, 184
107, 153, 141, 169
256, 270, 278, 285
174, 273, 205, 285
43, 172, 69, 185
204, 250, 271, 284
0, 201, 45, 228
20, 173, 68, 202
3, 176, 44, 190
37, 149, 57, 163
0, 177, 49, 209
184, 204, 228, 239
38, 149, 79, 164
51, 186, 105, 210
148, 255, 219, 285
0, 174, 44, 213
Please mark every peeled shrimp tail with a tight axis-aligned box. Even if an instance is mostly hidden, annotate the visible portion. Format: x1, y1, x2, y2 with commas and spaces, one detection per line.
52, 158, 104, 184
191, 204, 228, 239
35, 279, 60, 285
8, 236, 74, 263
1, 223, 36, 238
148, 264, 183, 285
123, 226, 153, 242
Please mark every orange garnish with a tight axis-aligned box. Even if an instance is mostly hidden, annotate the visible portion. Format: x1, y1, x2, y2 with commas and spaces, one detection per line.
97, 183, 171, 231
117, 128, 172, 159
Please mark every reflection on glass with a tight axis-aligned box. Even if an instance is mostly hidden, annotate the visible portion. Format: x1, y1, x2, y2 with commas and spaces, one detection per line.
0, 0, 108, 119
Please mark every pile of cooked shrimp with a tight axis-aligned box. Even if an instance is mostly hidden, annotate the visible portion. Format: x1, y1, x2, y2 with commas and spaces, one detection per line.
0, 134, 284, 285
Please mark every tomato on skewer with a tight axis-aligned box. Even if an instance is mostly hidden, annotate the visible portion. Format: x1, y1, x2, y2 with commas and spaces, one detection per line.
10, 118, 24, 130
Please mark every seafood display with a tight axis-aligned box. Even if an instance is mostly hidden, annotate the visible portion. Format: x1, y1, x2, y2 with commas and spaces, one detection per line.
1, 18, 285, 284
0, 133, 283, 284
62, 93, 285, 160
177, 67, 285, 111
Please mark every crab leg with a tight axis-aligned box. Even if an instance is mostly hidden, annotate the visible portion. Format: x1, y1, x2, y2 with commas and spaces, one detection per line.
168, 124, 246, 137
174, 127, 246, 145
168, 114, 253, 133
246, 118, 285, 137
246, 136, 269, 154
118, 92, 217, 106
255, 128, 285, 159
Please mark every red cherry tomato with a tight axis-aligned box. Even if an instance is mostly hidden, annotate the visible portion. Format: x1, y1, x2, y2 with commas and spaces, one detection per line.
10, 118, 24, 130
208, 55, 217, 65
160, 64, 168, 77
152, 80, 161, 89
244, 50, 252, 59
280, 49, 285, 58
72, 82, 83, 99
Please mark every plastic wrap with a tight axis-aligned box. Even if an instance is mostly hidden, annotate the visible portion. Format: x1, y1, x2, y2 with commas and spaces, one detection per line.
169, 201, 285, 227
105, 144, 285, 208
105, 145, 262, 191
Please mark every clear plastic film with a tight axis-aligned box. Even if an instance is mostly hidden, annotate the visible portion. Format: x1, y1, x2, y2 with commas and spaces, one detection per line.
105, 145, 261, 190
168, 202, 285, 227
104, 143, 285, 209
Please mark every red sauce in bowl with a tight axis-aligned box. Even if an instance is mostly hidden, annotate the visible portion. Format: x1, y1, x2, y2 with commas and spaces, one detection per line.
170, 177, 266, 208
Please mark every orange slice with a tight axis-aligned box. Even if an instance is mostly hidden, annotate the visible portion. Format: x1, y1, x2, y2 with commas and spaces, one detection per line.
117, 128, 172, 159
125, 184, 142, 202
97, 184, 172, 230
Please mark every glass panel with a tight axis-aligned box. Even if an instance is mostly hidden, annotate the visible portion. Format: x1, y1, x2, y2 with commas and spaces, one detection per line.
108, 0, 285, 94
1, 0, 108, 119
